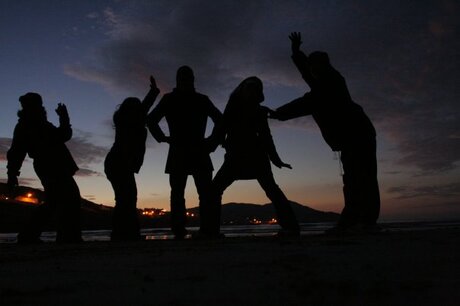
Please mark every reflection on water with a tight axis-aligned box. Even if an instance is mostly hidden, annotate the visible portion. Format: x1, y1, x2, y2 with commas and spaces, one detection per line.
1, 221, 459, 243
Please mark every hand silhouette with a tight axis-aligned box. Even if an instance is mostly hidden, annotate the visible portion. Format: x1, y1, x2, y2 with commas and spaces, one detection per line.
56, 103, 70, 125
289, 32, 302, 53
273, 159, 292, 169
267, 108, 280, 120
280, 162, 292, 169
55, 103, 69, 118
150, 75, 160, 94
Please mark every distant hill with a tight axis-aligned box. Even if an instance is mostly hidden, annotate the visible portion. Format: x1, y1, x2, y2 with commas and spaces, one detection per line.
0, 183, 116, 232
188, 202, 339, 225
0, 183, 339, 233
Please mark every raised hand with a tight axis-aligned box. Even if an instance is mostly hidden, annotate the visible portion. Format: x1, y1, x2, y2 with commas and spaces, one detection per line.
56, 103, 69, 118
150, 75, 160, 94
56, 103, 70, 125
289, 32, 302, 53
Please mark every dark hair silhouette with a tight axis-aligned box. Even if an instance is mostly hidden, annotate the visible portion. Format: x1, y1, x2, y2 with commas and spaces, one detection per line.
212, 76, 300, 236
176, 65, 195, 90
17, 92, 47, 122
113, 97, 145, 128
105, 77, 160, 241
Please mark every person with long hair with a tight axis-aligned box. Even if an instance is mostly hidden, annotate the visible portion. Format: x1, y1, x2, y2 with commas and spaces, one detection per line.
213, 76, 300, 236
105, 76, 160, 241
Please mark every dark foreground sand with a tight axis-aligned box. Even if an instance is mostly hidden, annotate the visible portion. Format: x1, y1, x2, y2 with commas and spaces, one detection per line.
0, 228, 459, 306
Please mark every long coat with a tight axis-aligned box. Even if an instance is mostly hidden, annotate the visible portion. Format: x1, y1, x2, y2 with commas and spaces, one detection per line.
147, 88, 222, 174
221, 103, 283, 179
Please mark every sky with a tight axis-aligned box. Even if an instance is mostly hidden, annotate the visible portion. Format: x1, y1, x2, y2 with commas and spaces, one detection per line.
0, 0, 459, 221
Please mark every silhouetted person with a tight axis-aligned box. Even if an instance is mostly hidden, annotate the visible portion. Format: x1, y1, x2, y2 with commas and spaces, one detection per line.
104, 76, 160, 241
147, 66, 222, 239
7, 93, 82, 243
213, 77, 300, 236
271, 32, 380, 233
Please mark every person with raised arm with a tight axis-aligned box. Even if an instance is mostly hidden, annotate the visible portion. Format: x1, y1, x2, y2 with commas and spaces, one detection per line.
7, 93, 82, 243
270, 32, 380, 233
105, 76, 160, 241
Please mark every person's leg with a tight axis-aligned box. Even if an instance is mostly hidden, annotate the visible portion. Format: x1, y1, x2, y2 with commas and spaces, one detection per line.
340, 137, 380, 228
193, 170, 219, 236
108, 172, 140, 241
17, 176, 56, 243
55, 176, 82, 243
188, 162, 236, 238
17, 201, 54, 243
354, 138, 380, 225
257, 170, 300, 233
169, 173, 188, 238
339, 150, 360, 228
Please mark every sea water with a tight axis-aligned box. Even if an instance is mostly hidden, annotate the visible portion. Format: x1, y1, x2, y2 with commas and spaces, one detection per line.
1, 221, 459, 244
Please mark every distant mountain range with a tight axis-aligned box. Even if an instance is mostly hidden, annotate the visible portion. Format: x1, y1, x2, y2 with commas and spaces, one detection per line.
0, 183, 339, 233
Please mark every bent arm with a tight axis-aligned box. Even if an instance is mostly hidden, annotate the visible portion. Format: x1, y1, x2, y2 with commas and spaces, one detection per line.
7, 125, 27, 177
257, 109, 289, 168
206, 99, 224, 149
146, 97, 168, 143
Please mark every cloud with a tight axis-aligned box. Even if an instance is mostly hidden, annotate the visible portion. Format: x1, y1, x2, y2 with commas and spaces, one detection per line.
76, 168, 104, 177
82, 194, 97, 202
65, 130, 108, 176
63, 1, 311, 104
387, 182, 460, 200
338, 2, 460, 174
0, 177, 38, 187
1, 132, 107, 177
64, 1, 460, 175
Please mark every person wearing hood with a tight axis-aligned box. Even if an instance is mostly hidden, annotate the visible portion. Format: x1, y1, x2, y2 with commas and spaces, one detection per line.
7, 92, 82, 243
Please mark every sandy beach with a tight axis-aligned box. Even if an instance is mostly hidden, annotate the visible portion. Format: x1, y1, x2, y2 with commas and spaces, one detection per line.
0, 228, 459, 306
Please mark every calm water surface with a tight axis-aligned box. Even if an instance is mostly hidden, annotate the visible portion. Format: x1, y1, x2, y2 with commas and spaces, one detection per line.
1, 221, 459, 244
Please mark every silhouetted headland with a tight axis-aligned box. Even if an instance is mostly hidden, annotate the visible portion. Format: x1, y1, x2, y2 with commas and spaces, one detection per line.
0, 182, 338, 233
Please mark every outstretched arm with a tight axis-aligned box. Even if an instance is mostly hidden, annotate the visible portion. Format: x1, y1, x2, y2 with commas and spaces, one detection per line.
289, 32, 317, 88
269, 94, 314, 121
141, 75, 161, 114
